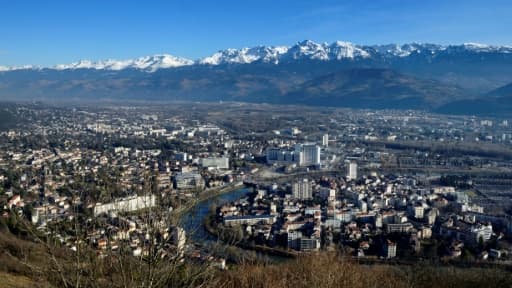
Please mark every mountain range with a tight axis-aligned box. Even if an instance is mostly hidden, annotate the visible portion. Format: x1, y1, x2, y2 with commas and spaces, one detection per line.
1, 40, 512, 115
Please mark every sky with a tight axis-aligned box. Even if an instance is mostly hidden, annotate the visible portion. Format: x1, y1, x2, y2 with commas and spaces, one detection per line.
0, 0, 511, 66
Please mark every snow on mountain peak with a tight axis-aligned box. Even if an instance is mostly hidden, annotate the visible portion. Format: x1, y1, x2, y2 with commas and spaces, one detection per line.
200, 41, 356, 65
54, 54, 194, 72
463, 42, 490, 49
0, 64, 38, 72
199, 45, 289, 65
370, 43, 445, 57
283, 40, 371, 61
2, 40, 512, 72
329, 41, 370, 59
286, 40, 329, 60
443, 43, 512, 54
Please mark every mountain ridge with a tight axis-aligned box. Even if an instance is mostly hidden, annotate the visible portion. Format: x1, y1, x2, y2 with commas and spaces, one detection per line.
436, 81, 512, 116
2, 39, 512, 115
283, 68, 465, 110
2, 40, 512, 72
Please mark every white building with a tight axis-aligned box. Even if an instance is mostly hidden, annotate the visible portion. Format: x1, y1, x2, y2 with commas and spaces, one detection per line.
347, 161, 358, 180
322, 134, 329, 147
223, 215, 276, 226
266, 143, 321, 166
461, 203, 484, 213
93, 195, 157, 216
174, 172, 205, 190
292, 179, 312, 200
295, 143, 321, 167
408, 204, 425, 220
472, 223, 493, 243
199, 157, 229, 169
266, 148, 298, 164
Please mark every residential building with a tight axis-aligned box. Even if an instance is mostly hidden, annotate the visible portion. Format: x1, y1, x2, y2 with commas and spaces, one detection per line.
322, 134, 329, 147
384, 240, 397, 258
347, 161, 358, 180
200, 157, 229, 169
292, 179, 312, 200
174, 172, 205, 190
295, 143, 321, 166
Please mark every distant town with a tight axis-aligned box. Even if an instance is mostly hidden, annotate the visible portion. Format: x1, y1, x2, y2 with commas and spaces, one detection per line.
1, 101, 512, 268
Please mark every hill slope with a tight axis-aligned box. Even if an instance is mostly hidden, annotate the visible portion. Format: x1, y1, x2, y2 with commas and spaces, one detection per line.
0, 217, 511, 288
284, 69, 465, 110
437, 82, 512, 116
0, 66, 467, 111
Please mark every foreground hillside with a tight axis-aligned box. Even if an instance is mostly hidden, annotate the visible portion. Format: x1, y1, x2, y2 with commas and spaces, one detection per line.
217, 255, 512, 288
1, 219, 511, 288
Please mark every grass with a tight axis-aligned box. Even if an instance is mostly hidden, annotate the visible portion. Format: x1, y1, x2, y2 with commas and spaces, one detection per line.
0, 272, 50, 288
212, 253, 512, 288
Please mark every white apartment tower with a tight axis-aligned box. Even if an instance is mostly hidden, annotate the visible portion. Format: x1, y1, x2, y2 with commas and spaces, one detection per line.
322, 134, 329, 147
347, 161, 358, 180
292, 179, 313, 200
295, 143, 321, 166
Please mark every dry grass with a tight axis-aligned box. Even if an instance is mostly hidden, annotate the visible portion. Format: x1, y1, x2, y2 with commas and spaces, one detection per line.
212, 254, 512, 288
0, 272, 51, 288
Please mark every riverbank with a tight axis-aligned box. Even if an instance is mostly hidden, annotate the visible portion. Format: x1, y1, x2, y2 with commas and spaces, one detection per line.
181, 185, 251, 243
203, 210, 298, 259
197, 181, 245, 203
175, 181, 245, 216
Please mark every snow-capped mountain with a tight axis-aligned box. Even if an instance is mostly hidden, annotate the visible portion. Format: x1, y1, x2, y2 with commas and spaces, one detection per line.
284, 40, 330, 61
444, 43, 512, 54
0, 65, 38, 72
369, 43, 445, 57
199, 46, 288, 65
54, 54, 194, 72
328, 41, 371, 59
2, 40, 512, 72
2, 40, 512, 116
282, 40, 370, 61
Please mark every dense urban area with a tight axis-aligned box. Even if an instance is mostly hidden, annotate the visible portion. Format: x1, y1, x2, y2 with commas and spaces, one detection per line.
1, 101, 512, 286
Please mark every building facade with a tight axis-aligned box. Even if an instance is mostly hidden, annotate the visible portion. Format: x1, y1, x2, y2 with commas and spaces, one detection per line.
295, 143, 321, 167
347, 161, 358, 180
292, 179, 313, 200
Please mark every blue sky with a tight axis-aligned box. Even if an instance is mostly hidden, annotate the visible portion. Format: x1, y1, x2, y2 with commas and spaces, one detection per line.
0, 0, 510, 66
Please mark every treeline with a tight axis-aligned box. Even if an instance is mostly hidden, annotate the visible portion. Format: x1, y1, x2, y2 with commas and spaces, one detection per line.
368, 140, 512, 160
439, 175, 472, 189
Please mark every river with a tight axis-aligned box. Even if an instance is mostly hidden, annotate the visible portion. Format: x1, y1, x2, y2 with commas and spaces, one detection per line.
182, 186, 251, 242
181, 186, 291, 263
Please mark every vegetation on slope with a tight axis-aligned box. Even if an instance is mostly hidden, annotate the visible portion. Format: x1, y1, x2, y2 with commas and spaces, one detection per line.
1, 216, 511, 288
215, 253, 512, 288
